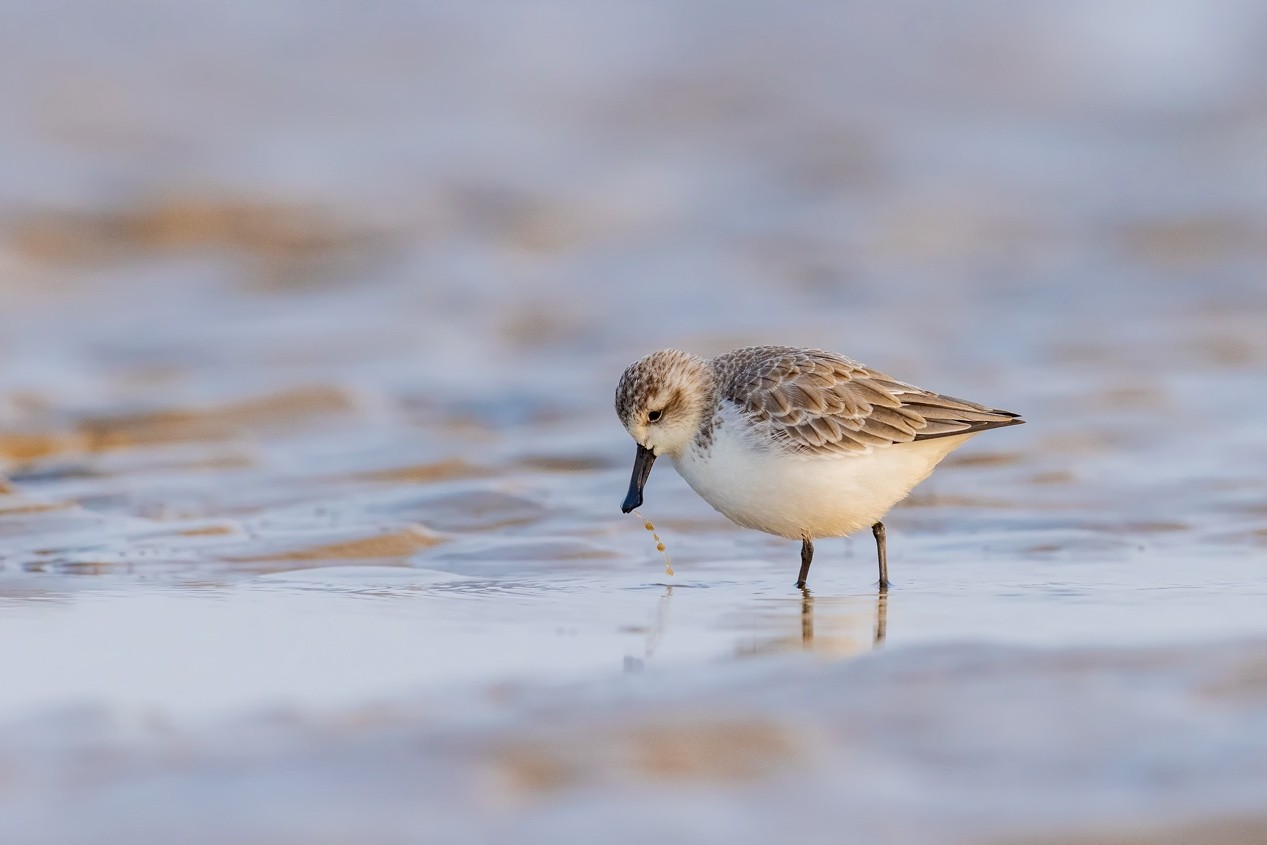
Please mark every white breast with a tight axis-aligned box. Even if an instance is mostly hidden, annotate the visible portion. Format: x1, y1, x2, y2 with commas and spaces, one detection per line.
671, 404, 976, 540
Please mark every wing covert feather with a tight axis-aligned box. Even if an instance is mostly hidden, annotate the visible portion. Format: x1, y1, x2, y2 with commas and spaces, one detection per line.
713, 346, 1022, 455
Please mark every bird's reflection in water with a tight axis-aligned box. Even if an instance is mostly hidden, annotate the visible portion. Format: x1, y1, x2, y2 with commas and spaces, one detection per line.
623, 583, 887, 672
801, 588, 887, 649
644, 585, 673, 659
737, 588, 887, 659
623, 585, 674, 672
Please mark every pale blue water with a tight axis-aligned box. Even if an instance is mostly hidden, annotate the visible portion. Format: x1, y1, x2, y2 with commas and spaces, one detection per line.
1, 2, 1266, 842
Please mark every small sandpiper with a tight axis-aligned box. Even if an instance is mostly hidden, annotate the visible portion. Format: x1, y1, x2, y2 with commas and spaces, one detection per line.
615, 346, 1023, 591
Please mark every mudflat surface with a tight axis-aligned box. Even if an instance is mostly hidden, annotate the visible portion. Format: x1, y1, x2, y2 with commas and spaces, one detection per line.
1, 3, 1266, 842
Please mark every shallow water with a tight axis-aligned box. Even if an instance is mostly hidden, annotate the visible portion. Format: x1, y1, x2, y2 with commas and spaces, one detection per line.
2, 1, 1267, 842
5, 550, 1267, 722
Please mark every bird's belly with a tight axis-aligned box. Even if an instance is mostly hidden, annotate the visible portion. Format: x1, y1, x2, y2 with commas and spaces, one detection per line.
673, 431, 976, 539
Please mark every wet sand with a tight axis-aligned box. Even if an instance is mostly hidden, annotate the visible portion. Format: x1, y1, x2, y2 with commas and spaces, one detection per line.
2, 2, 1267, 842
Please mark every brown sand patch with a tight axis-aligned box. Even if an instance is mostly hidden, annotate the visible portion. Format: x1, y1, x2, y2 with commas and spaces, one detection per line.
496, 719, 804, 796
170, 455, 255, 472
58, 561, 116, 575
1116, 216, 1266, 266
943, 451, 1021, 468
354, 459, 492, 485
1198, 655, 1267, 702
78, 386, 355, 450
1019, 815, 1267, 845
0, 431, 85, 463
1095, 386, 1170, 410
515, 454, 613, 472
901, 493, 1018, 509
11, 199, 384, 265
1040, 431, 1117, 455
1029, 470, 1076, 485
534, 720, 800, 788
178, 524, 239, 537
228, 526, 443, 563
497, 746, 585, 795
1121, 520, 1189, 534
1190, 334, 1260, 367
0, 499, 75, 516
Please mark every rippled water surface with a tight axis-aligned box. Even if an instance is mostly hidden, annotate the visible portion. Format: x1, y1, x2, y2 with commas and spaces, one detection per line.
2, 2, 1267, 842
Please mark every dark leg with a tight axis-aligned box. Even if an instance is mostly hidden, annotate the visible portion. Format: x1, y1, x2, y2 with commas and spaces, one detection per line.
796, 538, 813, 589
872, 522, 889, 591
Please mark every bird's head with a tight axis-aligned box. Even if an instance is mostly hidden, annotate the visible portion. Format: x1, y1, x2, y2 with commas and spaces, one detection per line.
614, 348, 713, 512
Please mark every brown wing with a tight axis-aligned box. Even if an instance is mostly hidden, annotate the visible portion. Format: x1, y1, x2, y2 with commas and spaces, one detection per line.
715, 346, 1023, 455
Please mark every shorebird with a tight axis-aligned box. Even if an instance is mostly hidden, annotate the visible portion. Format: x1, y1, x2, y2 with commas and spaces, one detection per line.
615, 346, 1023, 590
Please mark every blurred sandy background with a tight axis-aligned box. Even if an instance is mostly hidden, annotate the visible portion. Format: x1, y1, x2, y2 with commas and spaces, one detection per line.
2, 3, 1267, 844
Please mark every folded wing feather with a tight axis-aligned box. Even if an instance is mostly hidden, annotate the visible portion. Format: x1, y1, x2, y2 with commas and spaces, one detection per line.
716, 346, 1023, 455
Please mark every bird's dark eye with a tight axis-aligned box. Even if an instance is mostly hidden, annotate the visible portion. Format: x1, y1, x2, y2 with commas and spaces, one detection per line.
648, 409, 663, 423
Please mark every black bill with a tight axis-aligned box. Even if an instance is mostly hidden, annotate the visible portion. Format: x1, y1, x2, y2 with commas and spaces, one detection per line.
620, 443, 657, 513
